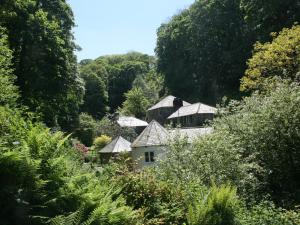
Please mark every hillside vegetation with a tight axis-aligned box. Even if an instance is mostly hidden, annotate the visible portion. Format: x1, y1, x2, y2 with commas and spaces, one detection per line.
0, 0, 299, 224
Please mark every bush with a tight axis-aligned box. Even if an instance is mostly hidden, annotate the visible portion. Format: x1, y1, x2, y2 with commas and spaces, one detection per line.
187, 184, 239, 225
238, 201, 300, 225
0, 106, 136, 225
93, 135, 112, 151
74, 113, 98, 146
116, 170, 186, 225
159, 82, 300, 206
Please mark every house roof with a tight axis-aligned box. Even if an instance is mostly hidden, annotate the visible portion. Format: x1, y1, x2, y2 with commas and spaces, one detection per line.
131, 120, 169, 148
147, 95, 191, 111
168, 102, 217, 119
169, 127, 214, 143
117, 116, 148, 127
99, 136, 132, 153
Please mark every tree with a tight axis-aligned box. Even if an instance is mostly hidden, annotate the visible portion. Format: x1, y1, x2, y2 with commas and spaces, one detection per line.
0, 0, 84, 130
0, 27, 19, 106
80, 52, 159, 113
156, 0, 300, 105
80, 70, 108, 119
241, 25, 300, 92
240, 0, 300, 42
74, 113, 98, 146
120, 87, 150, 119
156, 0, 250, 105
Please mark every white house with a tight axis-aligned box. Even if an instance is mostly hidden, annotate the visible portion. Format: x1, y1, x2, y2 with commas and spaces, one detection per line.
131, 120, 169, 169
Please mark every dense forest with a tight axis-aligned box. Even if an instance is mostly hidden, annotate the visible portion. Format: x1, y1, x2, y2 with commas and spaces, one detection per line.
0, 0, 300, 224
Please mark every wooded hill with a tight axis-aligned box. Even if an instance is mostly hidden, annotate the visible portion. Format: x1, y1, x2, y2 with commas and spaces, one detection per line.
0, 0, 300, 224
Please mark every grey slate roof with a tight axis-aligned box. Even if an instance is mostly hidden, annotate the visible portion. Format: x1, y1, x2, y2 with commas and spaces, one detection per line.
168, 102, 217, 119
99, 136, 132, 153
117, 116, 148, 127
147, 95, 191, 111
169, 127, 214, 143
131, 120, 169, 148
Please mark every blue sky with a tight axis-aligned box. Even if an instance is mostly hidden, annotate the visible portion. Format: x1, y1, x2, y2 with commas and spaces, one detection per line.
68, 0, 194, 61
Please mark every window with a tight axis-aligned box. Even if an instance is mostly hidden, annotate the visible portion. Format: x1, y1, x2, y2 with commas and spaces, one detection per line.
150, 152, 154, 162
145, 152, 149, 162
145, 152, 155, 162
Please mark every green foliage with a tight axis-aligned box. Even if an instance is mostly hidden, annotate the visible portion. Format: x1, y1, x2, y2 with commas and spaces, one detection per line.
187, 184, 238, 225
74, 113, 98, 146
159, 82, 300, 205
240, 0, 300, 41
119, 87, 150, 119
0, 26, 19, 106
0, 0, 84, 130
0, 105, 136, 225
156, 0, 250, 104
74, 114, 138, 146
156, 0, 300, 104
241, 25, 300, 92
79, 52, 162, 114
158, 133, 248, 189
97, 116, 137, 142
93, 135, 112, 151
117, 171, 186, 225
79, 60, 109, 119
238, 201, 300, 225
80, 70, 108, 119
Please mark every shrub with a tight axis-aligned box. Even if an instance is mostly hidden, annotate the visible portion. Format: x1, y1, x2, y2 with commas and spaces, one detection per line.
238, 201, 300, 225
116, 170, 186, 225
0, 106, 136, 225
74, 113, 98, 146
187, 184, 239, 225
159, 82, 300, 206
93, 135, 112, 151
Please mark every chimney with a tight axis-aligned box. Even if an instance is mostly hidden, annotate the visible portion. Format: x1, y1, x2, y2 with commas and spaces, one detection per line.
173, 97, 183, 110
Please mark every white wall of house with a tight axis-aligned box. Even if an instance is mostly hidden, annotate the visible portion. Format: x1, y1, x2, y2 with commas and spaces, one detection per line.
131, 146, 167, 170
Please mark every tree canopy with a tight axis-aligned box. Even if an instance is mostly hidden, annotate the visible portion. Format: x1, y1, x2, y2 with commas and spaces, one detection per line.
241, 25, 300, 92
156, 0, 300, 105
79, 52, 162, 116
0, 27, 19, 106
0, 0, 83, 130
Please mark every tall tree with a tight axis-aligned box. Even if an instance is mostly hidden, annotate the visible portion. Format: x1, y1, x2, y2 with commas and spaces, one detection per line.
156, 0, 300, 104
80, 69, 108, 119
156, 0, 250, 105
0, 27, 19, 106
240, 0, 300, 42
0, 0, 83, 130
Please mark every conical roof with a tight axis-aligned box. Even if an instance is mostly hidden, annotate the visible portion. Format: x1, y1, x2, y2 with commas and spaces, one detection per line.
131, 120, 169, 148
99, 136, 132, 153
147, 95, 191, 111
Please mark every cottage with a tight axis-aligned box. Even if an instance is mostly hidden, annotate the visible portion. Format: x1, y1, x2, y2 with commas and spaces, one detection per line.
167, 102, 217, 127
131, 120, 169, 169
146, 95, 190, 125
99, 136, 131, 164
